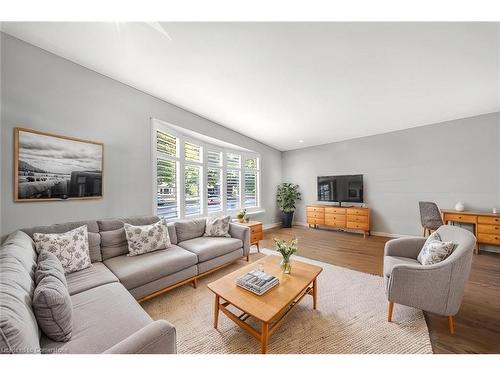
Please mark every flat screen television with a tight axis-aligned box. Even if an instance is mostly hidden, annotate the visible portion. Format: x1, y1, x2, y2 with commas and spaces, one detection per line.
317, 174, 364, 205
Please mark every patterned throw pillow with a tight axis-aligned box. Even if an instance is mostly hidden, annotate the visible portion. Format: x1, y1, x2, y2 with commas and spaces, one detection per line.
204, 216, 231, 237
417, 231, 456, 265
124, 219, 171, 256
34, 225, 91, 275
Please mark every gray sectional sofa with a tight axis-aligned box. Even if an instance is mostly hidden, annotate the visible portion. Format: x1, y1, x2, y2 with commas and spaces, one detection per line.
0, 216, 250, 354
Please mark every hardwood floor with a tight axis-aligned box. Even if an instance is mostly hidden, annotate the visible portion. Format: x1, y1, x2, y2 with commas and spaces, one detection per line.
259, 225, 500, 354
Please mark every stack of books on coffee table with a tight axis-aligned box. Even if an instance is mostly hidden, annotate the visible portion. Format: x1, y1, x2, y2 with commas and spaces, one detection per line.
236, 269, 279, 296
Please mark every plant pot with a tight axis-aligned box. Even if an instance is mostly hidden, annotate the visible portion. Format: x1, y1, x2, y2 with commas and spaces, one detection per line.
281, 212, 294, 228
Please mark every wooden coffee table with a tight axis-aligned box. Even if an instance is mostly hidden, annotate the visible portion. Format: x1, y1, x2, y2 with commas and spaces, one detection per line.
207, 255, 322, 354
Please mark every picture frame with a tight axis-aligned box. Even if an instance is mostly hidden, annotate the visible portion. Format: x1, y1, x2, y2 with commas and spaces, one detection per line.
14, 127, 104, 202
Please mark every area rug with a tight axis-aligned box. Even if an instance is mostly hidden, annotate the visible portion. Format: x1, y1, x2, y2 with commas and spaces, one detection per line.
141, 249, 433, 354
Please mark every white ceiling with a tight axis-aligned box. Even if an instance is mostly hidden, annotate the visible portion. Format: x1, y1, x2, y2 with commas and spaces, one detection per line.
2, 22, 499, 151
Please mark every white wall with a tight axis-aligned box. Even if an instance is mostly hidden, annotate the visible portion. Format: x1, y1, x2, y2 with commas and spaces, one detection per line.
282, 112, 500, 237
0, 33, 282, 235
2, 32, 499, 242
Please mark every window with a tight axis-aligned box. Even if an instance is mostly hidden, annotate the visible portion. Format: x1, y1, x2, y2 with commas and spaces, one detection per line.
207, 168, 222, 212
156, 159, 178, 219
244, 156, 259, 208
225, 152, 241, 210
153, 120, 260, 219
226, 169, 240, 210
207, 150, 222, 213
226, 153, 241, 169
155, 130, 179, 219
185, 164, 202, 215
184, 140, 202, 216
245, 156, 258, 169
244, 172, 258, 208
207, 150, 222, 167
157, 131, 177, 157
185, 141, 201, 162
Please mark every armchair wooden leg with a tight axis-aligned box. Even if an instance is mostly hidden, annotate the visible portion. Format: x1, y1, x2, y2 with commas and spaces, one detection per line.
191, 278, 198, 289
423, 227, 426, 237
448, 316, 455, 334
387, 301, 394, 322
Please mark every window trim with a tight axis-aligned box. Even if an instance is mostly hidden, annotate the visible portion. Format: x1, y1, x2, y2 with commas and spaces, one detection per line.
152, 119, 261, 220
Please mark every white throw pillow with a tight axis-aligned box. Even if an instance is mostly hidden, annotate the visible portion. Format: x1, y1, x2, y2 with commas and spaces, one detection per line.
34, 225, 91, 275
124, 219, 171, 256
417, 231, 456, 265
204, 216, 231, 237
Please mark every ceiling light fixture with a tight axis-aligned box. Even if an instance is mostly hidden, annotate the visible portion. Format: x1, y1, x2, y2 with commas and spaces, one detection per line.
298, 140, 304, 143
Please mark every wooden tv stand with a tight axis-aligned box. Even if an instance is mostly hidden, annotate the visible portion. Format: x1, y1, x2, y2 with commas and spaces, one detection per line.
306, 204, 371, 238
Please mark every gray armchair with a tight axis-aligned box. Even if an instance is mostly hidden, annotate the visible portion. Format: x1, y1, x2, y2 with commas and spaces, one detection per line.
383, 225, 476, 334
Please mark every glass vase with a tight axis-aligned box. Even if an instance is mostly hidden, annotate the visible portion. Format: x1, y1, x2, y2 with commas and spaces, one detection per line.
280, 257, 291, 274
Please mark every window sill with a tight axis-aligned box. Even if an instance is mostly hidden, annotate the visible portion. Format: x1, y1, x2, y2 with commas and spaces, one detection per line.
226, 208, 266, 216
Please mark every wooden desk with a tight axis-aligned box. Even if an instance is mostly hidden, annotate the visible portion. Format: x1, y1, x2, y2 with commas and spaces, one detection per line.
441, 209, 500, 254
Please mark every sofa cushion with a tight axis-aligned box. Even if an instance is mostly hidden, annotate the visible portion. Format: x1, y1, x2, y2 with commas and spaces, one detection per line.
40, 283, 152, 354
97, 216, 161, 232
124, 219, 172, 256
204, 216, 231, 237
35, 251, 66, 286
65, 263, 119, 296
197, 249, 244, 274
179, 237, 243, 262
33, 274, 73, 343
99, 227, 128, 260
384, 256, 420, 277
0, 231, 41, 354
417, 231, 456, 265
21, 220, 101, 262
103, 245, 198, 290
175, 218, 206, 243
98, 216, 177, 260
34, 225, 91, 275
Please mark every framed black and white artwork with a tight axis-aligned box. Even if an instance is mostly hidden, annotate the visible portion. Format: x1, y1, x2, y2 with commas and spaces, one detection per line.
14, 127, 104, 202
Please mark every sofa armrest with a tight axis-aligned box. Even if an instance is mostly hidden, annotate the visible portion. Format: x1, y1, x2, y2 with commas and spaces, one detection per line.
387, 262, 454, 315
229, 223, 251, 256
384, 237, 426, 259
103, 320, 176, 354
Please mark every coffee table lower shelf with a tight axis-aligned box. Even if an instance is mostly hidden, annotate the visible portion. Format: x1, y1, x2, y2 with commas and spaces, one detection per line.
213, 278, 318, 354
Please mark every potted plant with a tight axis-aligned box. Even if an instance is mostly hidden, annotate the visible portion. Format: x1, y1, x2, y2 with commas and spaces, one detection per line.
276, 183, 301, 228
236, 209, 247, 223
274, 238, 298, 274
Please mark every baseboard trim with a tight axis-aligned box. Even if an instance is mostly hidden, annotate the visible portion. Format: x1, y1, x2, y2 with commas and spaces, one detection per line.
370, 231, 415, 239
293, 221, 412, 239
294, 221, 308, 227
263, 222, 281, 230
